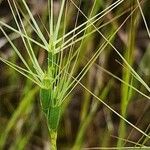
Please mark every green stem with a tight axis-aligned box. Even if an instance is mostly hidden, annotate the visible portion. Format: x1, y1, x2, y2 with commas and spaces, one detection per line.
50, 130, 57, 150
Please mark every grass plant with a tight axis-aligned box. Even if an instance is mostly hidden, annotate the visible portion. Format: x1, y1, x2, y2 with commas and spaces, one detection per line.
0, 0, 150, 149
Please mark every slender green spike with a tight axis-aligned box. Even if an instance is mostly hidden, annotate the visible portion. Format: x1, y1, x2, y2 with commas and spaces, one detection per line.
0, 57, 42, 87
136, 0, 150, 39
0, 27, 31, 72
54, 0, 66, 40
9, 0, 44, 77
55, 0, 124, 45
21, 0, 49, 47
0, 57, 41, 81
72, 0, 150, 93
0, 20, 48, 51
